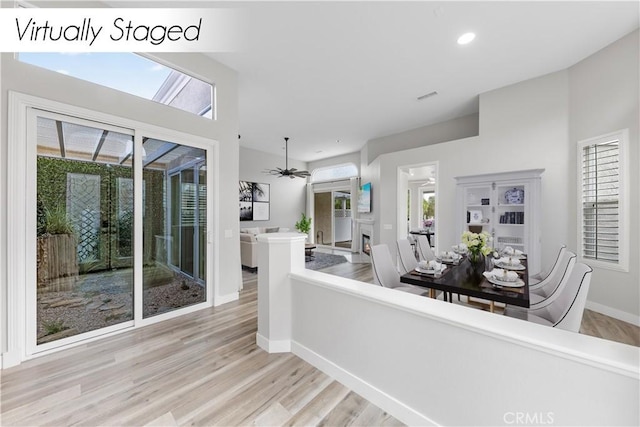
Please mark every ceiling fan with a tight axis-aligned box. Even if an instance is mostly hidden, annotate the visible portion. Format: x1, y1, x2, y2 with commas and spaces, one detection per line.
265, 137, 311, 179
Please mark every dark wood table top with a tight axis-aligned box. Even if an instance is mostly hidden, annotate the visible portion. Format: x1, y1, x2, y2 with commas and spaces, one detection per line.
409, 230, 434, 235
400, 256, 530, 308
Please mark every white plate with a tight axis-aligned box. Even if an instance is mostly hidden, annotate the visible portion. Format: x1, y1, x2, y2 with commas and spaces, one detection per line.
488, 277, 525, 288
415, 266, 443, 274
496, 262, 526, 271
501, 254, 526, 260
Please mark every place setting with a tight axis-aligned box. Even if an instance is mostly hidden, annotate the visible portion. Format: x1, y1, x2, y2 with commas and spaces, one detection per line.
482, 268, 526, 292
412, 259, 447, 278
493, 254, 526, 271
437, 250, 463, 265
499, 246, 526, 259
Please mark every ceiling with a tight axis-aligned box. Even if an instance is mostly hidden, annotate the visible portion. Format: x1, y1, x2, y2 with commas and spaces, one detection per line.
207, 1, 638, 163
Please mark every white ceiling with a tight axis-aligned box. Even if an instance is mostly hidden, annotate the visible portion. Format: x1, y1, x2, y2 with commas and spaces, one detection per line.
208, 1, 639, 162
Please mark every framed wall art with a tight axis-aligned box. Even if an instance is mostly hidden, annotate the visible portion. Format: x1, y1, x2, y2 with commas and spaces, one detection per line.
239, 181, 270, 221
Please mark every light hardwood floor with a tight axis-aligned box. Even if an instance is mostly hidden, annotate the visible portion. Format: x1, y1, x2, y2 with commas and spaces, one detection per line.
1, 270, 402, 427
2, 259, 637, 427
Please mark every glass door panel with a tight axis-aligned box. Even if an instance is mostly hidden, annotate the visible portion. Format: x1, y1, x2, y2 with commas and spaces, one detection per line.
35, 115, 134, 345
333, 191, 352, 249
142, 139, 207, 318
180, 168, 195, 277
198, 165, 207, 281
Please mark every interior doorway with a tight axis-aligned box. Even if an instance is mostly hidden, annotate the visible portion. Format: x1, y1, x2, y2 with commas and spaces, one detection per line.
398, 163, 438, 250
313, 189, 353, 249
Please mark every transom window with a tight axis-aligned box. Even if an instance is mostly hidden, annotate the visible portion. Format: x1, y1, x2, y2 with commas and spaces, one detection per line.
311, 163, 358, 183
577, 129, 629, 272
18, 53, 214, 119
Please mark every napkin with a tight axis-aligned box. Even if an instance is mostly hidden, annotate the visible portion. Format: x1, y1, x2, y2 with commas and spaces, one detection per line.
452, 244, 468, 253
419, 260, 443, 271
497, 256, 521, 266
502, 247, 524, 257
429, 260, 443, 271
440, 251, 460, 260
483, 268, 518, 282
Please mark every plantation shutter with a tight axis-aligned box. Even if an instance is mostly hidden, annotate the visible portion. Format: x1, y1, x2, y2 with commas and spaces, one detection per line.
581, 138, 620, 263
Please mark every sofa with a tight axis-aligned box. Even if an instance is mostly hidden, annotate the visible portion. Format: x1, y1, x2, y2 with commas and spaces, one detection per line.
240, 226, 290, 269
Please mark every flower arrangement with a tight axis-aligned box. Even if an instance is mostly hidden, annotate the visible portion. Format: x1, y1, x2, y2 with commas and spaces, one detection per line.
461, 230, 493, 264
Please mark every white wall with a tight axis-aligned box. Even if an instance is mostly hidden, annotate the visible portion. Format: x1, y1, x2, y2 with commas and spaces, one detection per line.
375, 68, 633, 315
239, 146, 307, 230
366, 113, 479, 164
368, 30, 639, 321
291, 272, 639, 426
256, 234, 639, 426
0, 52, 240, 353
568, 30, 639, 322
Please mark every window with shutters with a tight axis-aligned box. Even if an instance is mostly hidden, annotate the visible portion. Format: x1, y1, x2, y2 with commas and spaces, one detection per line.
577, 129, 629, 272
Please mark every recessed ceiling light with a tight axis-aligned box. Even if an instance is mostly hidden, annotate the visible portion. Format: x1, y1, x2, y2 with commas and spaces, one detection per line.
457, 32, 475, 45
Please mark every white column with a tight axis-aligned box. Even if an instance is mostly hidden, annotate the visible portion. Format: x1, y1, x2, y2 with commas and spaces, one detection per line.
256, 232, 306, 353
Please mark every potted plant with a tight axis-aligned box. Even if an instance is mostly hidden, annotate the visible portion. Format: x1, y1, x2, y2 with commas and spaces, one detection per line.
295, 212, 312, 236
37, 203, 79, 289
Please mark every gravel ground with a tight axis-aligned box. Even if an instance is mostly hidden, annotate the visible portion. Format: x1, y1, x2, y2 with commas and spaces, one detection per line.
37, 273, 205, 344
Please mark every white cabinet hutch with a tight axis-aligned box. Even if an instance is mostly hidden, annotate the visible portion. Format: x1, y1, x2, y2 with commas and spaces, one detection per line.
455, 169, 544, 273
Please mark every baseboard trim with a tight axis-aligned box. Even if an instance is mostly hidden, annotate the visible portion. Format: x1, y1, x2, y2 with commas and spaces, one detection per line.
291, 341, 435, 427
256, 333, 291, 353
586, 301, 639, 327
214, 291, 239, 307
1, 351, 21, 369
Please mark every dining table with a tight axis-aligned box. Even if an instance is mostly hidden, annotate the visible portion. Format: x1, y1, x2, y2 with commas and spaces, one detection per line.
400, 255, 530, 313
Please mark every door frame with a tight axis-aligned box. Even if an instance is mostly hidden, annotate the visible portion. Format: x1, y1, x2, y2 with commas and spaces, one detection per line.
312, 182, 351, 249
397, 162, 439, 252
6, 91, 219, 365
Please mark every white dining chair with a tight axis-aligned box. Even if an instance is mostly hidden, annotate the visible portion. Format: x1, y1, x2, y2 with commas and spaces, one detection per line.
416, 234, 436, 262
528, 249, 576, 305
397, 239, 443, 300
370, 244, 430, 296
530, 244, 567, 285
396, 238, 418, 275
504, 262, 592, 332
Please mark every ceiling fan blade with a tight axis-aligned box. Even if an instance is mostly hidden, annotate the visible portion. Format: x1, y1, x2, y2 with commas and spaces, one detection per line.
264, 137, 310, 179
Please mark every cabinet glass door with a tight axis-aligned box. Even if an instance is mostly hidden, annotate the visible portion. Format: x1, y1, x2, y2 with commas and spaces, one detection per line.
494, 184, 527, 252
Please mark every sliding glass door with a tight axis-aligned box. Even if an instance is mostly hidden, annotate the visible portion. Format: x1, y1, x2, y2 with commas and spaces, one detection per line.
142, 138, 207, 318
33, 113, 135, 347
28, 109, 211, 353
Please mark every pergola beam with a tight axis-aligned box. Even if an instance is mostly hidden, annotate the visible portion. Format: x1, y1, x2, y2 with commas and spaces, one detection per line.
92, 130, 109, 161
143, 141, 178, 167
55, 120, 65, 158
